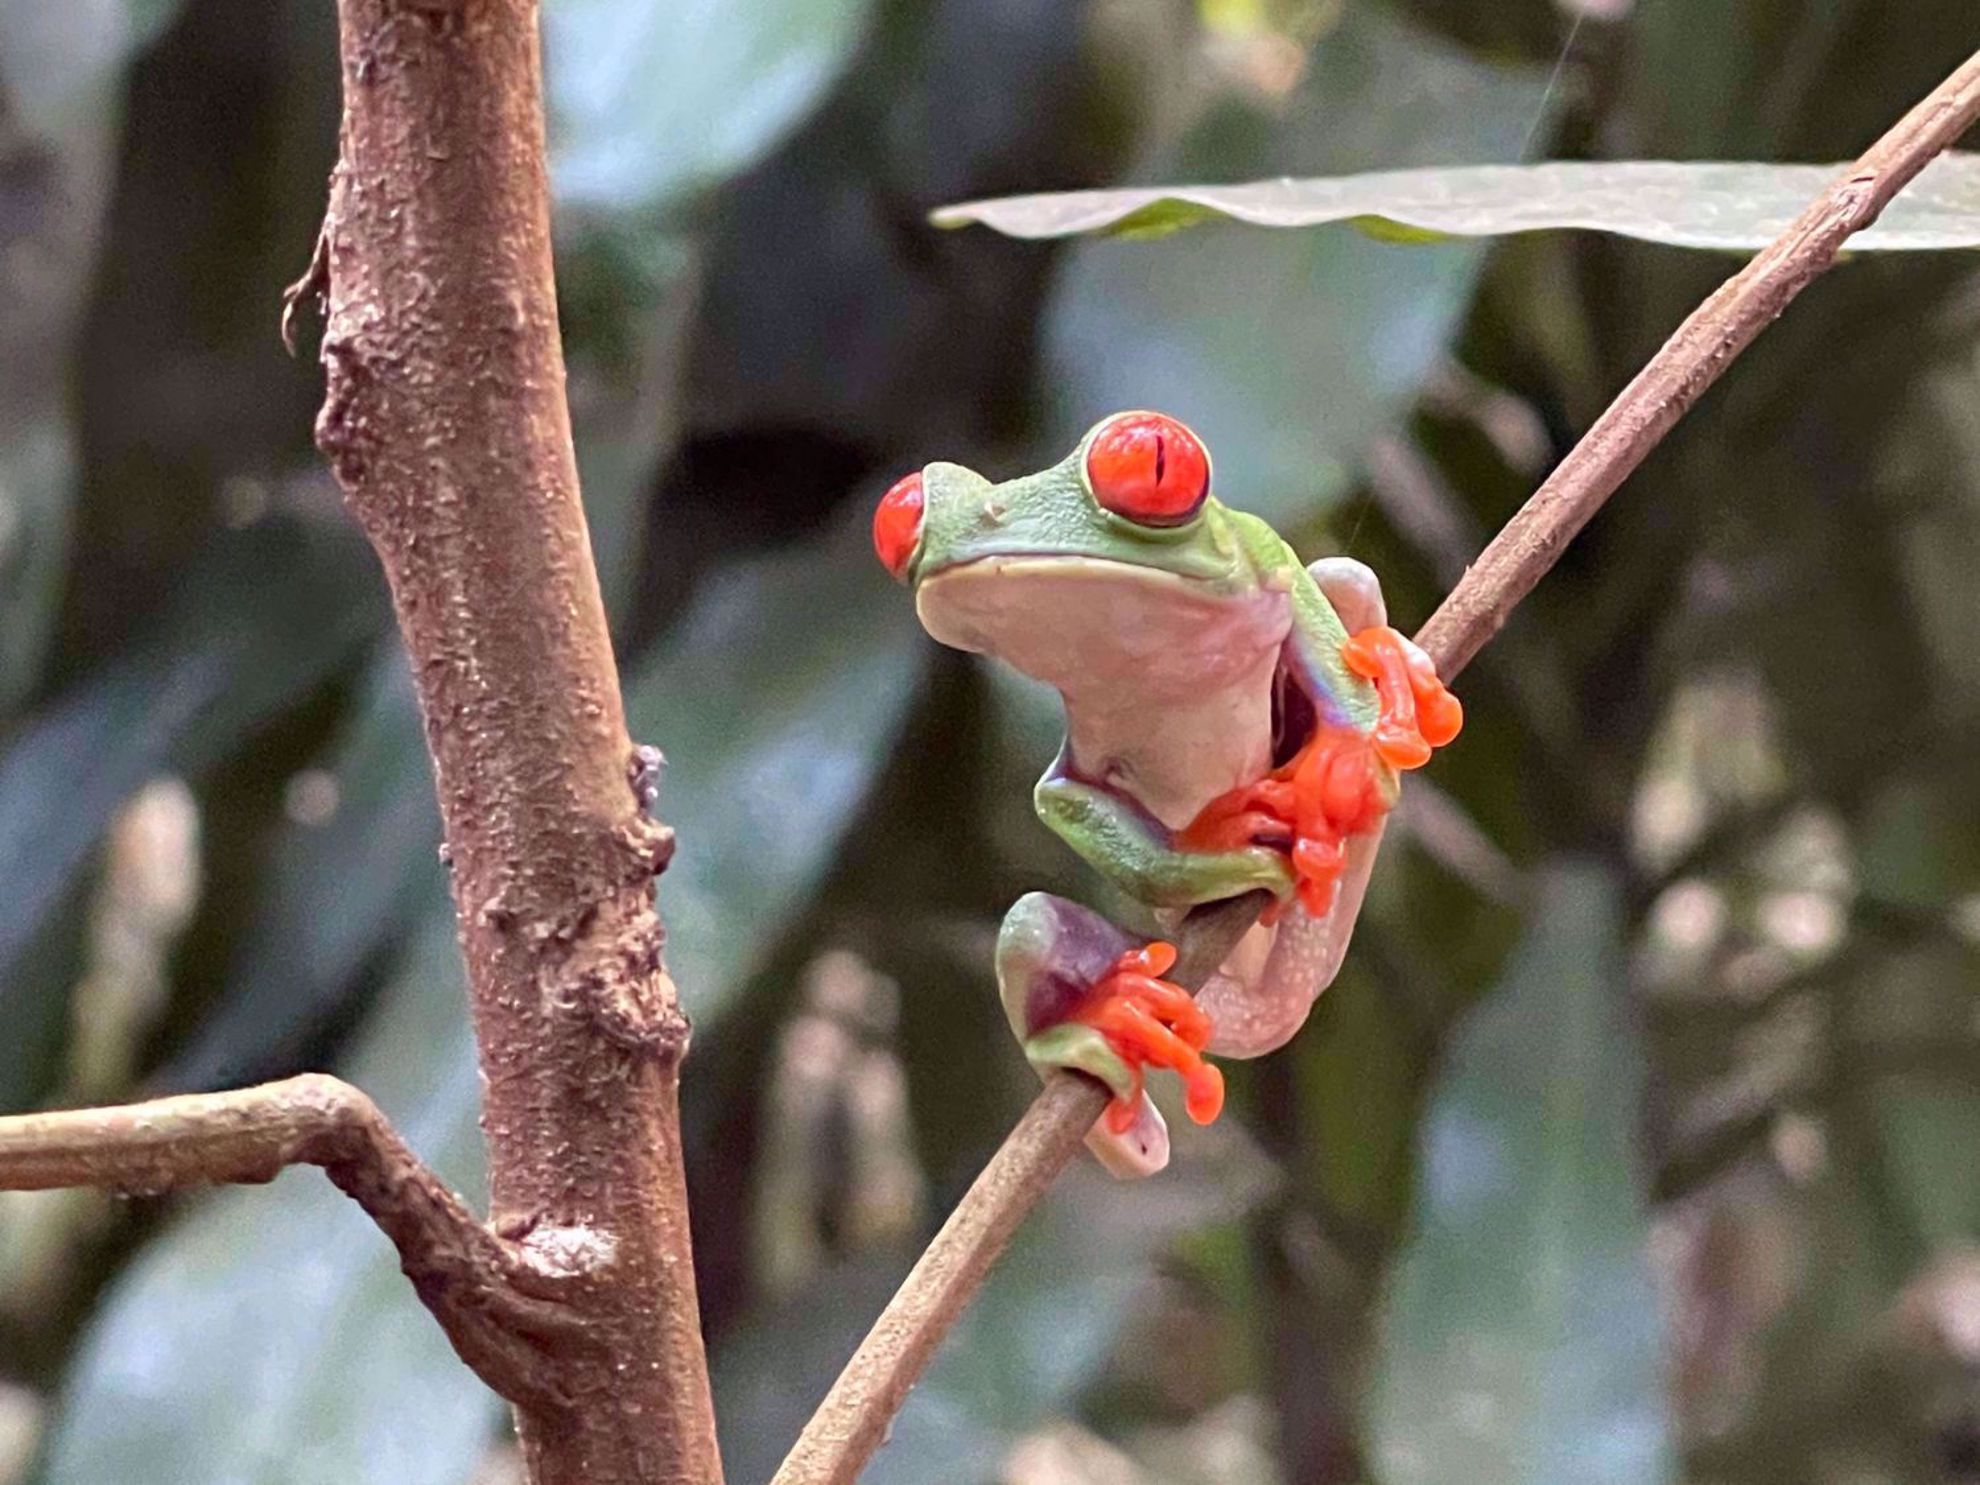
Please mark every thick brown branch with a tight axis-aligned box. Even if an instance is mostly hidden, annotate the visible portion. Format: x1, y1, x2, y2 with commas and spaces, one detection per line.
307, 0, 719, 1479
0, 1076, 577, 1413
772, 45, 1980, 1485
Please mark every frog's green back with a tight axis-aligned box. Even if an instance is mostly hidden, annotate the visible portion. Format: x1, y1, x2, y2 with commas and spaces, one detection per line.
1221, 506, 1381, 732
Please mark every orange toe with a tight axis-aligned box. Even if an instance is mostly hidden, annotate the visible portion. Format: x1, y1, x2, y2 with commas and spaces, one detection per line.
1073, 943, 1225, 1131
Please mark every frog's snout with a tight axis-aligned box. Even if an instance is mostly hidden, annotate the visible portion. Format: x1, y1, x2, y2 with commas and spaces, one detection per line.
872, 470, 924, 581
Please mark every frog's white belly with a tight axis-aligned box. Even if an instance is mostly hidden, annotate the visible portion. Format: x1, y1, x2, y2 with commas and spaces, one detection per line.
1062, 674, 1276, 828
916, 557, 1290, 827
920, 554, 1358, 1060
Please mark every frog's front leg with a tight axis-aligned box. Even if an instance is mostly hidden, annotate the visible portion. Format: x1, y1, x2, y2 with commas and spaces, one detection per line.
996, 892, 1224, 1179
1033, 753, 1295, 909
1274, 553, 1395, 978
1188, 558, 1462, 1057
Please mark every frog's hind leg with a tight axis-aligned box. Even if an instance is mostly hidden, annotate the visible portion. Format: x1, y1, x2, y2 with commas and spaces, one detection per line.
994, 892, 1173, 1178
1195, 827, 1384, 1057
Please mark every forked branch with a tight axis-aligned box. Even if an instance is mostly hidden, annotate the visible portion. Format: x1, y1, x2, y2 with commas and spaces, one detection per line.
10, 0, 726, 1476
0, 1075, 580, 1414
772, 42, 1980, 1485
306, 0, 722, 1476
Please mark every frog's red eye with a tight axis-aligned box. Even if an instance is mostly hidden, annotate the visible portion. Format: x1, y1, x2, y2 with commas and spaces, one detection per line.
873, 471, 925, 580
1084, 412, 1209, 527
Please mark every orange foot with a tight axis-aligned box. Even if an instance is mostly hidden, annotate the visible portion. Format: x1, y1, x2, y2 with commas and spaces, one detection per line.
1071, 942, 1225, 1133
1342, 625, 1463, 769
1179, 626, 1462, 922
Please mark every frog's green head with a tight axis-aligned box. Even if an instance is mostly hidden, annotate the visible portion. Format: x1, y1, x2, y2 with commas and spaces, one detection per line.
872, 412, 1283, 695
871, 411, 1231, 588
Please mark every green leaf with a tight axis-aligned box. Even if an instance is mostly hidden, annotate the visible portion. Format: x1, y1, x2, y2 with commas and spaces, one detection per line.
1371, 862, 1673, 1485
42, 897, 503, 1485
1869, 1070, 1980, 1252
561, 229, 701, 619
119, 0, 184, 50
624, 507, 927, 1028
975, 667, 1092, 901
1038, 5, 1549, 527
0, 0, 183, 136
0, 882, 89, 1115
937, 154, 1980, 254
1293, 956, 1431, 1236
0, 0, 171, 715
546, 0, 878, 215
0, 422, 77, 717
158, 652, 437, 1093
0, 517, 381, 986
1856, 771, 1980, 912
715, 1256, 915, 1482
860, 1212, 1135, 1485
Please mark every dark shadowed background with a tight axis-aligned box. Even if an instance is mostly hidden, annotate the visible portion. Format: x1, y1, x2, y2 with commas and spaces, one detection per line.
3, 1, 1980, 1481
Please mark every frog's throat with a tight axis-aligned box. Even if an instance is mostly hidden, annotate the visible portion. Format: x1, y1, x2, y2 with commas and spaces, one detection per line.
920, 556, 1290, 829
914, 553, 1231, 643
914, 555, 1279, 684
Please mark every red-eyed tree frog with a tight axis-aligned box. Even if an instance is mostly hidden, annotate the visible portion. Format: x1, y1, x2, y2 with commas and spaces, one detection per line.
873, 412, 1461, 1177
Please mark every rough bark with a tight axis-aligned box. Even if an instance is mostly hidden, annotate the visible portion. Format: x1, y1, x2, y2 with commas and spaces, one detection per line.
304, 0, 720, 1479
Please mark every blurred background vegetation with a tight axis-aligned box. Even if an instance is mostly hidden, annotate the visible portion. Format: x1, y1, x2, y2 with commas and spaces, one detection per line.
1, 0, 1978, 1481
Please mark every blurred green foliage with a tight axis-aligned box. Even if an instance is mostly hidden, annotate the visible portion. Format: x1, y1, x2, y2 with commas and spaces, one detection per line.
2, 1, 1979, 1482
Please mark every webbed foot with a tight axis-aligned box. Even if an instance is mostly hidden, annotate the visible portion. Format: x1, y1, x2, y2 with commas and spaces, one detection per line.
1075, 941, 1224, 1131
1341, 625, 1463, 770
1179, 625, 1461, 922
996, 893, 1224, 1179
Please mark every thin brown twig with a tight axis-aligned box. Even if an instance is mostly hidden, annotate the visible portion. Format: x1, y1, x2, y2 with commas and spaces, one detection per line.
772, 45, 1980, 1485
1414, 52, 1980, 677
1367, 431, 1584, 770
767, 898, 1263, 1485
0, 1075, 580, 1413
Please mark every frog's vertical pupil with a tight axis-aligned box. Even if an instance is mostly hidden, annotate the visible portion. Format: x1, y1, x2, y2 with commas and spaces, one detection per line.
1085, 412, 1208, 527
